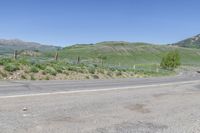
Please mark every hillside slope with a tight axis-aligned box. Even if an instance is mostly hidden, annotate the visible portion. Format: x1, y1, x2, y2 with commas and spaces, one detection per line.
60, 42, 200, 66
0, 39, 60, 55
173, 34, 200, 49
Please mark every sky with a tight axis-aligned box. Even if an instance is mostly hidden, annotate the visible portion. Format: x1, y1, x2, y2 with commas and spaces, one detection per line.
0, 0, 200, 46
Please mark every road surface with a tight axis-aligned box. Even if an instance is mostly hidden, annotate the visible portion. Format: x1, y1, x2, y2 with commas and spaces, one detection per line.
0, 72, 200, 133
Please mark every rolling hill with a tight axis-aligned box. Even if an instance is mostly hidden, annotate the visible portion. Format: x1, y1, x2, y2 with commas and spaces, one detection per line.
1, 37, 200, 66
173, 34, 200, 49
0, 39, 60, 55
59, 41, 200, 66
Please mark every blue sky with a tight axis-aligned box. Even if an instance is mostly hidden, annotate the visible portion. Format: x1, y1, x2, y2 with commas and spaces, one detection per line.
0, 0, 200, 46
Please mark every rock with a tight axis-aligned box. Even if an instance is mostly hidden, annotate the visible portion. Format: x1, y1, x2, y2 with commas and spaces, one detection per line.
22, 107, 28, 111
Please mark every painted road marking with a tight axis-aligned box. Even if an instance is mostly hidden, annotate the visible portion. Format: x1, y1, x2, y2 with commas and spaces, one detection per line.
0, 80, 199, 99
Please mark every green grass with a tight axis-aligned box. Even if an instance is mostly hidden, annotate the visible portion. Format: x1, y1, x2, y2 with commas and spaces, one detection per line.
0, 42, 199, 80
4, 63, 20, 72
0, 56, 174, 80
54, 42, 200, 67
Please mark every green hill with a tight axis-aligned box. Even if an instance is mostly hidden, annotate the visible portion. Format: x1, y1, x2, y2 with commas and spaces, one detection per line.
59, 41, 200, 66
173, 34, 200, 49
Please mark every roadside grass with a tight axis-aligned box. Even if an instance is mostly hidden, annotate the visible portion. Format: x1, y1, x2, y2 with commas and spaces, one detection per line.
0, 57, 174, 80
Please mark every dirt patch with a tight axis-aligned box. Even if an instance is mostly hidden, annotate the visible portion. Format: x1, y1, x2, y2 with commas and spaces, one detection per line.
125, 104, 151, 114
153, 93, 169, 98
96, 121, 168, 133
47, 116, 82, 123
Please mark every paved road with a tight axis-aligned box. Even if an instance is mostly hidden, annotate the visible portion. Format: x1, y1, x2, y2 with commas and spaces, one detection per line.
0, 72, 199, 97
0, 72, 200, 133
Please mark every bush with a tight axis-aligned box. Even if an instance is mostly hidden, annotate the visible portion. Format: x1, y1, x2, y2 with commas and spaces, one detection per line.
88, 68, 95, 74
45, 76, 50, 80
34, 63, 46, 70
44, 66, 57, 76
18, 59, 30, 65
30, 66, 39, 73
21, 75, 26, 79
30, 74, 36, 80
160, 50, 181, 70
4, 63, 20, 72
0, 58, 13, 65
52, 64, 64, 73
116, 71, 122, 76
92, 75, 99, 79
0, 70, 7, 77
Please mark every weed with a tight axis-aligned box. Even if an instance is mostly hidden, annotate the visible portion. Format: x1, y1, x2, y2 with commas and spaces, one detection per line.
4, 63, 20, 72
30, 66, 39, 73
30, 74, 36, 80
21, 74, 26, 79
44, 66, 57, 76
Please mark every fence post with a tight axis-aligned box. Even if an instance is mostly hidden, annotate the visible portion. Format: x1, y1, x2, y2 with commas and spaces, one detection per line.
14, 50, 17, 60
77, 56, 80, 64
156, 64, 159, 73
133, 65, 136, 70
101, 59, 103, 67
55, 51, 58, 61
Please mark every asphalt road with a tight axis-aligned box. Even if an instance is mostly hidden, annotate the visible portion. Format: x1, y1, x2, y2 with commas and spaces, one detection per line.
0, 72, 200, 133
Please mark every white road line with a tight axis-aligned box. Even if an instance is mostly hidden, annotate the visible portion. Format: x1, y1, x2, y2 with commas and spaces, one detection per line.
0, 80, 199, 99
0, 84, 25, 87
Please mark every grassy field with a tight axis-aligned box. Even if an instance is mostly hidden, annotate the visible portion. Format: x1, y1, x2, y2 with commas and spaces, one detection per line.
55, 42, 200, 66
0, 42, 199, 80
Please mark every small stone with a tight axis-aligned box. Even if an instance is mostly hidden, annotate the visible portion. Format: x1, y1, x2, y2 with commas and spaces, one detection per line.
23, 107, 28, 111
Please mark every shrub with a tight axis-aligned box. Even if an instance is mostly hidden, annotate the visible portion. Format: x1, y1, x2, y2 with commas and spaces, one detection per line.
88, 68, 95, 74
45, 76, 50, 80
0, 70, 7, 77
107, 71, 113, 77
18, 59, 30, 65
35, 63, 46, 70
67, 66, 78, 72
97, 69, 105, 74
4, 63, 20, 72
160, 50, 181, 70
116, 71, 122, 76
30, 74, 36, 80
52, 65, 63, 73
92, 75, 99, 79
0, 58, 13, 65
30, 66, 39, 73
21, 75, 26, 79
44, 66, 57, 76
85, 75, 90, 79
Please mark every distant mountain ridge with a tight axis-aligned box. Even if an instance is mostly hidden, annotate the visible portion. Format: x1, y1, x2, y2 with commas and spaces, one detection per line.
1, 33, 200, 56
173, 34, 200, 49
0, 39, 60, 54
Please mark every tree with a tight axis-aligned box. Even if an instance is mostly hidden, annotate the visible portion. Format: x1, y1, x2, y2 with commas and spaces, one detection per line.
160, 50, 181, 70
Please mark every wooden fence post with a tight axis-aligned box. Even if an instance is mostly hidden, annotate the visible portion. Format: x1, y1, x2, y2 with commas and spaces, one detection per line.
156, 64, 159, 73
133, 65, 136, 70
14, 50, 17, 60
55, 51, 58, 61
77, 56, 80, 64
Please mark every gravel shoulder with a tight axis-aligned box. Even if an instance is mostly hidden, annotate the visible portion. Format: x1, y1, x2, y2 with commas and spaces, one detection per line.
0, 81, 200, 133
